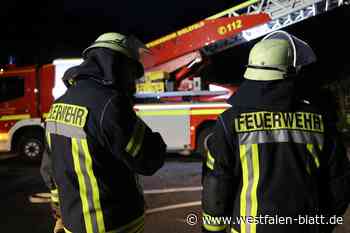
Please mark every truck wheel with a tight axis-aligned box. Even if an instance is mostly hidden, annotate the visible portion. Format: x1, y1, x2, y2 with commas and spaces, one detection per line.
196, 124, 214, 158
16, 133, 44, 162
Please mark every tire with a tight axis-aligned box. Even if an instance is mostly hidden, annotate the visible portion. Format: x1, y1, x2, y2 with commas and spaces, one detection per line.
16, 132, 44, 162
195, 124, 214, 158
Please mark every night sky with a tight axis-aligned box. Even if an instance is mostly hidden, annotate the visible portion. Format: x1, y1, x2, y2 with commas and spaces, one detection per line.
0, 0, 239, 63
1, 1, 349, 83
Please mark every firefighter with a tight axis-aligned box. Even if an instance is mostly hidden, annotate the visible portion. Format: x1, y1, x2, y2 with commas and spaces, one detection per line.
201, 30, 350, 233
44, 32, 166, 233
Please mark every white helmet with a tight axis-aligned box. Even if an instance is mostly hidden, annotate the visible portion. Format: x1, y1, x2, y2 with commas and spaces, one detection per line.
244, 30, 317, 81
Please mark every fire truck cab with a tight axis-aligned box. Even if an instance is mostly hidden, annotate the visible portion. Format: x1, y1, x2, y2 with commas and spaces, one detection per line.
0, 59, 81, 161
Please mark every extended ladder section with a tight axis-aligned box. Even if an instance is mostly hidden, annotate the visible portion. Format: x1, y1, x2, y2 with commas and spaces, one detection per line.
203, 0, 349, 54
144, 0, 349, 69
137, 0, 348, 98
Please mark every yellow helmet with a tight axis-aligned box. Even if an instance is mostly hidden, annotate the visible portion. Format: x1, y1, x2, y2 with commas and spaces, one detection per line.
244, 30, 316, 81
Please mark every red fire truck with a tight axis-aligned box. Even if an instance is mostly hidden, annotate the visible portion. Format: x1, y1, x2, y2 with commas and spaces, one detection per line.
0, 63, 54, 160
0, 59, 82, 161
0, 0, 346, 160
0, 58, 237, 160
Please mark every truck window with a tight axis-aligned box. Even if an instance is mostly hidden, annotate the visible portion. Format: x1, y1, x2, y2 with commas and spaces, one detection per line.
0, 76, 25, 102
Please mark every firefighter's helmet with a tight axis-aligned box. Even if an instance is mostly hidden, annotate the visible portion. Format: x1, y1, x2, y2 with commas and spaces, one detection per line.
82, 32, 152, 80
82, 32, 149, 64
244, 30, 316, 81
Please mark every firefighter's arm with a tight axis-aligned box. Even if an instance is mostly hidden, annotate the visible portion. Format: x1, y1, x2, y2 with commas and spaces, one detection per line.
40, 149, 61, 220
122, 116, 166, 175
40, 149, 55, 190
202, 117, 235, 233
319, 129, 350, 233
100, 95, 166, 176
321, 132, 350, 214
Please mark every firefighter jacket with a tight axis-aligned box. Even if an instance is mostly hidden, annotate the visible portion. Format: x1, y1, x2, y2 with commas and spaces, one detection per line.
202, 79, 350, 233
45, 48, 166, 233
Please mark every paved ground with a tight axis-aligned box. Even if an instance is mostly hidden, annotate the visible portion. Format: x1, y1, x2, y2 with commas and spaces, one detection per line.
0, 150, 349, 233
0, 154, 55, 232
0, 154, 203, 233
143, 157, 202, 233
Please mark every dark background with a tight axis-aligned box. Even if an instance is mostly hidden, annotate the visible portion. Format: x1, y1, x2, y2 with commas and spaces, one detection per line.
0, 1, 349, 83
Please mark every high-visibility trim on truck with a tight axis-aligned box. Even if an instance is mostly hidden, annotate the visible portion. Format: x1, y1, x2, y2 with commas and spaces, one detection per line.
191, 109, 226, 115
135, 103, 229, 117
0, 133, 9, 141
0, 114, 31, 121
42, 113, 50, 119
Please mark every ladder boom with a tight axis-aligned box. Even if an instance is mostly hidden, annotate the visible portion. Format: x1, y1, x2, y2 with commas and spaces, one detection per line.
145, 0, 348, 67
203, 0, 349, 54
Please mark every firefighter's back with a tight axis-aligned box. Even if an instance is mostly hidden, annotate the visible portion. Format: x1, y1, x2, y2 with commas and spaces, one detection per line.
227, 86, 326, 232
46, 78, 144, 233
202, 30, 350, 233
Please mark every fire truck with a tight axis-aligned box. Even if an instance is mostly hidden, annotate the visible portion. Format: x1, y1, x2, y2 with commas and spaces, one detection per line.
0, 59, 82, 161
0, 0, 347, 160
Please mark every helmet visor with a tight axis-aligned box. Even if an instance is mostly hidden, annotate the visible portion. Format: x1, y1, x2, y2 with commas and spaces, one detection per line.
262, 31, 316, 71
